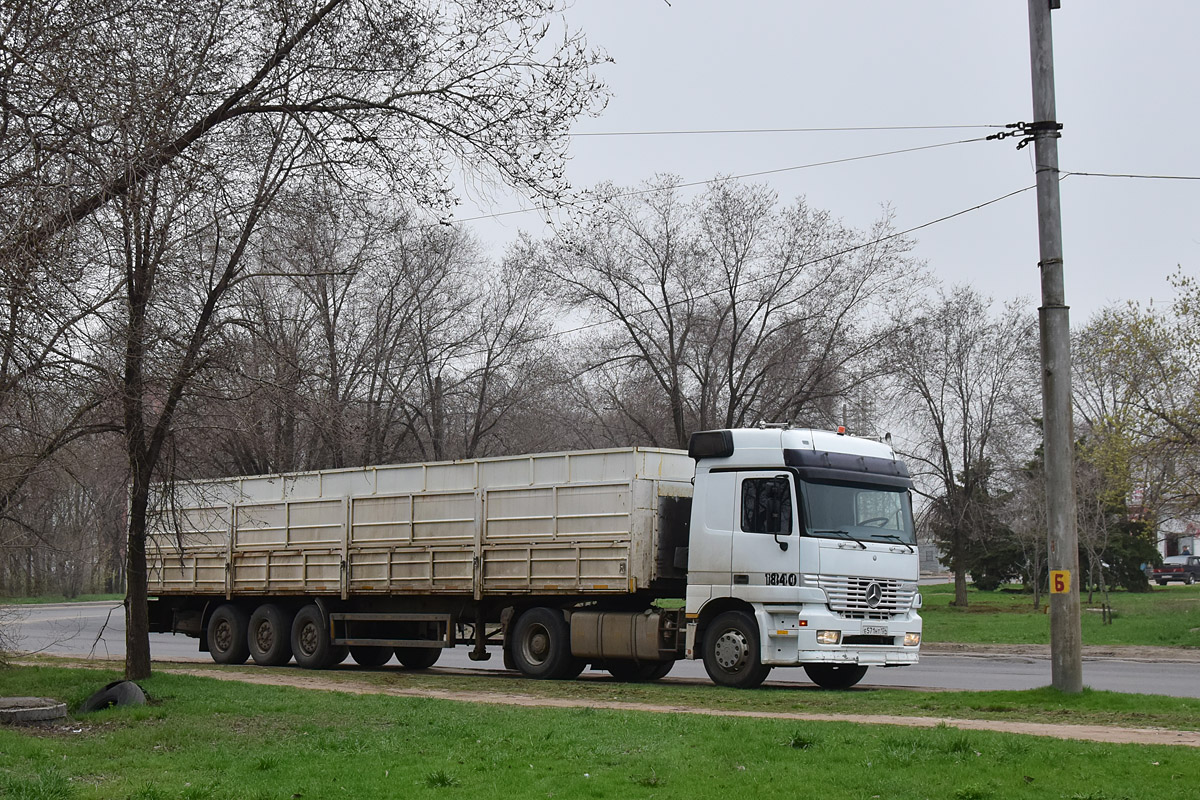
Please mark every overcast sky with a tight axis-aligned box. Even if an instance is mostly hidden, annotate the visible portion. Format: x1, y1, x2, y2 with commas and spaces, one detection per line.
457, 1, 1198, 323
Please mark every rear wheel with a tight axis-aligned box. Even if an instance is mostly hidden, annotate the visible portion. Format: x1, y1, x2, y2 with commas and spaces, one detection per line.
290, 604, 340, 669
1157, 579, 1168, 586
248, 604, 293, 666
702, 611, 770, 688
509, 607, 574, 679
395, 647, 441, 670
207, 604, 250, 665
1187, 574, 1196, 586
350, 645, 393, 667
804, 663, 868, 690
605, 660, 674, 682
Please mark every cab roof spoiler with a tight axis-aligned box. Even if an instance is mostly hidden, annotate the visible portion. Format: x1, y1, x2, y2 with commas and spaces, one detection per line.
688, 430, 734, 460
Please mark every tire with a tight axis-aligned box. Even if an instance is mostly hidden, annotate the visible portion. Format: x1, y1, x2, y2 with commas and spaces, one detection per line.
559, 658, 587, 680
1186, 574, 1195, 586
1157, 579, 1168, 586
804, 663, 868, 690
207, 604, 250, 665
350, 645, 393, 667
290, 604, 339, 669
395, 647, 441, 670
702, 610, 771, 688
248, 604, 294, 666
604, 660, 674, 682
509, 607, 574, 679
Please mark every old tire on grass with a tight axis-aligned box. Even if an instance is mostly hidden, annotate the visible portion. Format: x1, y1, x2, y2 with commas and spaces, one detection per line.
207, 604, 250, 665
803, 663, 868, 690
702, 610, 770, 689
248, 604, 294, 666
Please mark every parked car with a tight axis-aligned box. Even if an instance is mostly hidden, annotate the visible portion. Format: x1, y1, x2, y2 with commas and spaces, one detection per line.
1151, 555, 1200, 586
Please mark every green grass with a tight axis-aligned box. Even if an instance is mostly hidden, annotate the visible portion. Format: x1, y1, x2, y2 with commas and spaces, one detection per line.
1, 594, 123, 605
920, 583, 1200, 648
0, 666, 1195, 800
16, 658, 1200, 732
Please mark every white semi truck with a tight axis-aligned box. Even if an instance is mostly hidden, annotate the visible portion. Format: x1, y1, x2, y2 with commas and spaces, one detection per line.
146, 426, 922, 689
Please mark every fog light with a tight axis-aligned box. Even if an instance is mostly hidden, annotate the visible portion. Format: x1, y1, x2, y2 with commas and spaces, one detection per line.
904, 632, 921, 647
816, 630, 840, 645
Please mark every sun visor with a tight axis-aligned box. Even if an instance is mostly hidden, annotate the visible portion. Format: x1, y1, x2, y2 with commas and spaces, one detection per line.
784, 449, 912, 488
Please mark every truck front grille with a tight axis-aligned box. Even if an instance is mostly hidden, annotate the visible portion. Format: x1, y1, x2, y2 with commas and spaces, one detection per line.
806, 574, 916, 620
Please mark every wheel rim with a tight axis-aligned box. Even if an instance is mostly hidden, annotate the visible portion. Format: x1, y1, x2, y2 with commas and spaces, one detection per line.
214, 620, 233, 653
521, 623, 551, 666
255, 621, 274, 652
299, 622, 319, 657
713, 628, 749, 672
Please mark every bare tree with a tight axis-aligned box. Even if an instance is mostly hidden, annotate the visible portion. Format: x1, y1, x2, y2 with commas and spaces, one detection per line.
2, 0, 607, 680
887, 287, 1037, 607
542, 177, 922, 448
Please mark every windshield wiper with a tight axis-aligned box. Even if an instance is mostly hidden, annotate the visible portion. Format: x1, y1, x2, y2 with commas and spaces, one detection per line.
811, 529, 866, 549
875, 533, 915, 553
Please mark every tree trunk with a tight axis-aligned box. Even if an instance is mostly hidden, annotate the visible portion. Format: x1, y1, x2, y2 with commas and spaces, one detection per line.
953, 565, 969, 607
124, 467, 152, 680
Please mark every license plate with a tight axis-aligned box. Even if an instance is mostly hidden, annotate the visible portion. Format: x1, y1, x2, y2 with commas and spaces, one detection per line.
862, 625, 888, 636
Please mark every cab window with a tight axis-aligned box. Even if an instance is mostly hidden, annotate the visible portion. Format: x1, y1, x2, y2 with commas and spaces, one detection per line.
741, 477, 792, 534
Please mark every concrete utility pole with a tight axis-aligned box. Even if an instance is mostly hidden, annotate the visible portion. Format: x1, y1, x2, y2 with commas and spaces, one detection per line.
1027, 0, 1083, 693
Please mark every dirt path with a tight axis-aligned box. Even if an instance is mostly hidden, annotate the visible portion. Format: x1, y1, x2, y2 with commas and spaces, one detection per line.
162, 666, 1200, 748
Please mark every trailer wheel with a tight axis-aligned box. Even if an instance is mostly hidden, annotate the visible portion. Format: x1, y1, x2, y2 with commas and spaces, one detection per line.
702, 610, 771, 688
248, 604, 293, 666
290, 604, 339, 669
605, 660, 674, 682
510, 607, 574, 679
207, 604, 250, 665
395, 647, 441, 670
350, 645, 392, 668
803, 663, 868, 690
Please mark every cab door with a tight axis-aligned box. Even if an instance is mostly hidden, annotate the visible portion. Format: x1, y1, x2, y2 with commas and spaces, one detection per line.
730, 472, 801, 601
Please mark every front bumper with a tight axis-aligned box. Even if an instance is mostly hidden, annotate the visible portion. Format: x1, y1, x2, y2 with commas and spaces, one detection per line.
756, 604, 922, 667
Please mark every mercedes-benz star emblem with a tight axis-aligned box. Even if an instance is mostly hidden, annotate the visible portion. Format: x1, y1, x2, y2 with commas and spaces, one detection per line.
865, 582, 883, 608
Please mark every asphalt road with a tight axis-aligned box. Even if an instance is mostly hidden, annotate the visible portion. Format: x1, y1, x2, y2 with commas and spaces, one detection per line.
7, 601, 1200, 698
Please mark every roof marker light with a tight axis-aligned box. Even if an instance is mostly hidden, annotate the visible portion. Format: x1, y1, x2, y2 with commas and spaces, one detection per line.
836, 426, 846, 436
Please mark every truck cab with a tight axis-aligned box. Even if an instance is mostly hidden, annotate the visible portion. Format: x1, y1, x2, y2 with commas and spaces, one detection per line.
683, 427, 922, 688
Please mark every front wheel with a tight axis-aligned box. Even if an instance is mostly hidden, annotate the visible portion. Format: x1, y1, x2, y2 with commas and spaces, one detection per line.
702, 611, 770, 688
804, 663, 868, 690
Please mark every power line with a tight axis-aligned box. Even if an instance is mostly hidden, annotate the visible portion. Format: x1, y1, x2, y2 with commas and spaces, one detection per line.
1062, 170, 1200, 182
571, 124, 1008, 137
446, 135, 990, 227
507, 182, 1038, 349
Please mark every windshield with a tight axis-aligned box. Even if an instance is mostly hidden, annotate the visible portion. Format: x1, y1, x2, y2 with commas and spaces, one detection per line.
799, 479, 916, 545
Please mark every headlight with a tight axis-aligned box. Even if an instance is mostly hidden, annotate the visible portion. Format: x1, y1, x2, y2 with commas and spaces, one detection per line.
816, 630, 841, 645
904, 632, 921, 647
